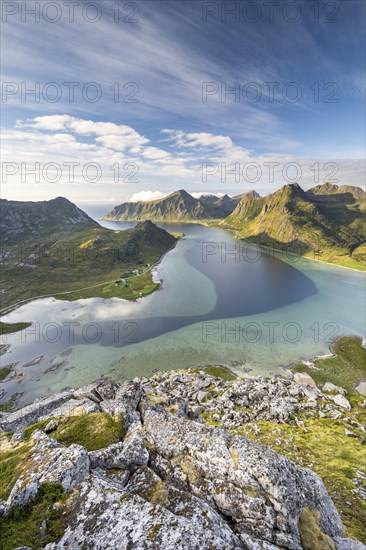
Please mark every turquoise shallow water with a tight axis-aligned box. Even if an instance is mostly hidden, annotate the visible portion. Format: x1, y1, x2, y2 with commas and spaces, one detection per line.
1, 209, 365, 407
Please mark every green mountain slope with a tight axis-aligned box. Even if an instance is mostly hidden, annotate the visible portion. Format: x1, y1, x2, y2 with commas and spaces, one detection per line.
225, 183, 366, 269
308, 183, 366, 204
103, 190, 240, 221
0, 200, 177, 311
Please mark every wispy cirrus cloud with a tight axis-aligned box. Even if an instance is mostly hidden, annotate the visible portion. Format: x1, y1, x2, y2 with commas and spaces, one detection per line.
3, 0, 364, 160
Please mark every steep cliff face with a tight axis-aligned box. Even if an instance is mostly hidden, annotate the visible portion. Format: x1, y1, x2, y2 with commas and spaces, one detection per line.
0, 369, 365, 549
0, 197, 97, 241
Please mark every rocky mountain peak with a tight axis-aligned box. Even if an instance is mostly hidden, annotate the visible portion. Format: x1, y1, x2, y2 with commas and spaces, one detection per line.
0, 369, 364, 549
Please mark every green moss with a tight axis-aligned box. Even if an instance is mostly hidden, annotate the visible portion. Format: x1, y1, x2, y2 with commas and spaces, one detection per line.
235, 416, 366, 543
244, 487, 259, 499
0, 393, 20, 412
299, 507, 335, 550
0, 482, 67, 550
53, 412, 125, 451
0, 442, 33, 500
147, 523, 163, 540
0, 367, 11, 381
24, 412, 125, 452
201, 412, 222, 427
292, 336, 366, 395
0, 322, 32, 335
151, 481, 169, 506
148, 523, 163, 539
203, 365, 237, 381
172, 455, 202, 485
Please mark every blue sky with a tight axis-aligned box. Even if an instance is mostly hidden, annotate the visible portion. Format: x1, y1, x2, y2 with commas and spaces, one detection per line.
1, 0, 365, 203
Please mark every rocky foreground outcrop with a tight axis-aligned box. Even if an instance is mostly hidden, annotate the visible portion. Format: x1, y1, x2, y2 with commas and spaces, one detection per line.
0, 370, 365, 550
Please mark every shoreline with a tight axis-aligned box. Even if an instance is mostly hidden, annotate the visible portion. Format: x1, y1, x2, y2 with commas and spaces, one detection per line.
105, 218, 366, 272
1, 334, 365, 412
0, 237, 180, 318
226, 228, 366, 273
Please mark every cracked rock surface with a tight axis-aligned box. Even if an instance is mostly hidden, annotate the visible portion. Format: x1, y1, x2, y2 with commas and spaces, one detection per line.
0, 371, 365, 549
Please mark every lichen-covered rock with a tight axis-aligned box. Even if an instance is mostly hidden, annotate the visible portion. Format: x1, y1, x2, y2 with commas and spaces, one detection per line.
323, 383, 347, 396
5, 430, 89, 511
100, 380, 144, 427
89, 423, 148, 472
44, 470, 243, 550
143, 405, 344, 549
73, 379, 119, 403
334, 538, 366, 549
1, 372, 365, 550
0, 389, 75, 432
331, 394, 352, 410
294, 372, 317, 388
41, 397, 100, 418
44, 419, 59, 433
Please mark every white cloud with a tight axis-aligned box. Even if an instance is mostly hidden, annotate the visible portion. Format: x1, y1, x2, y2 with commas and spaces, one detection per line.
129, 191, 167, 202
19, 115, 149, 151
191, 192, 225, 198
162, 130, 233, 150
2, 117, 365, 201
142, 147, 171, 160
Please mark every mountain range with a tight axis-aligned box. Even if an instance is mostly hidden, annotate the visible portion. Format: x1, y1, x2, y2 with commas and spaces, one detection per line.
105, 184, 366, 268
103, 189, 260, 222
225, 183, 365, 267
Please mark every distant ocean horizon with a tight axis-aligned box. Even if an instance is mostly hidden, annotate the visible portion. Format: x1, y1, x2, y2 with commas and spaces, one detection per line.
76, 202, 115, 222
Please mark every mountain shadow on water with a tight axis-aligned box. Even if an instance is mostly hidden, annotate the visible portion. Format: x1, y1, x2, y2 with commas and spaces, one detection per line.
84, 244, 317, 348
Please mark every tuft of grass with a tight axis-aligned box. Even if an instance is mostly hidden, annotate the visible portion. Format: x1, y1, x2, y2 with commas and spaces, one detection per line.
292, 336, 366, 395
0, 367, 11, 381
0, 482, 67, 550
0, 322, 31, 335
0, 442, 33, 500
24, 412, 125, 452
231, 449, 239, 469
299, 507, 335, 550
203, 365, 237, 381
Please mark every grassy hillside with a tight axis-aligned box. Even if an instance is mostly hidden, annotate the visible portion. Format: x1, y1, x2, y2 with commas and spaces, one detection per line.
224, 183, 366, 269
233, 336, 366, 542
0, 214, 177, 312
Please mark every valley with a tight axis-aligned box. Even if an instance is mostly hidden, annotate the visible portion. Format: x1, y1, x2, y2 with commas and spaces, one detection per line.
105, 184, 366, 270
